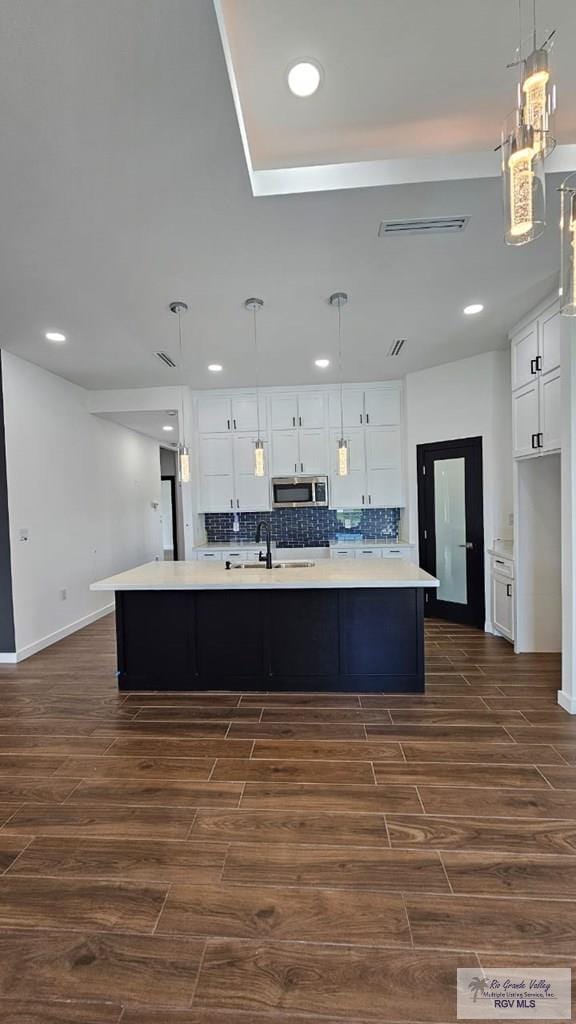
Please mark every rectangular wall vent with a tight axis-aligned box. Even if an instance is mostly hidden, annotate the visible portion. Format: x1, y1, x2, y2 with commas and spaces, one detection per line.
155, 352, 177, 368
378, 216, 469, 237
387, 339, 406, 357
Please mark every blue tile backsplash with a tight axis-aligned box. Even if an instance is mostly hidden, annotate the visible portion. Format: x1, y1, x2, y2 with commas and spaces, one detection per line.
204, 508, 401, 548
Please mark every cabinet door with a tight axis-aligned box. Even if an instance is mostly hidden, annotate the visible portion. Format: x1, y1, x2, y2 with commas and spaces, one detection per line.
364, 388, 401, 426
329, 390, 365, 428
366, 468, 403, 508
365, 426, 401, 470
298, 392, 326, 428
299, 429, 328, 475
512, 381, 540, 458
270, 395, 298, 430
492, 574, 513, 640
198, 475, 235, 513
539, 306, 561, 376
540, 369, 561, 453
271, 430, 300, 476
511, 323, 539, 391
198, 435, 235, 512
233, 434, 270, 511
328, 429, 366, 509
231, 396, 261, 432
197, 396, 232, 433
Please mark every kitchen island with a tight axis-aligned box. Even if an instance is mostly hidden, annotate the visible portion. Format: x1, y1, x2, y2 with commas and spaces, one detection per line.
91, 559, 438, 693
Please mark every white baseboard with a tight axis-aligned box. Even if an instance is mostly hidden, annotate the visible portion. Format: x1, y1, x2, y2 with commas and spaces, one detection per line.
557, 691, 576, 715
10, 604, 115, 663
0, 652, 18, 664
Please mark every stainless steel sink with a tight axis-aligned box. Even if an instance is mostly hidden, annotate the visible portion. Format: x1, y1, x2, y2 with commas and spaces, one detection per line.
228, 560, 315, 569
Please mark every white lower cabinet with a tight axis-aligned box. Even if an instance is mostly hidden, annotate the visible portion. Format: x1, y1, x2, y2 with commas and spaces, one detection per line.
492, 573, 514, 641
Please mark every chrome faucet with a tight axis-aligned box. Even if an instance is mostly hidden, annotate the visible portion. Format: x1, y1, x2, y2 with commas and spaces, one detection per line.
256, 521, 273, 569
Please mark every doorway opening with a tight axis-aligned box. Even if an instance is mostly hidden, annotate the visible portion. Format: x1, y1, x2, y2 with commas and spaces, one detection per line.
160, 475, 178, 561
417, 436, 485, 628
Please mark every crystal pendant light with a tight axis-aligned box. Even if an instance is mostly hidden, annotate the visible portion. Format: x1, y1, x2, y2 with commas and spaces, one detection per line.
518, 0, 556, 158
169, 301, 191, 483
560, 173, 576, 317
244, 297, 265, 477
501, 111, 546, 245
329, 291, 349, 477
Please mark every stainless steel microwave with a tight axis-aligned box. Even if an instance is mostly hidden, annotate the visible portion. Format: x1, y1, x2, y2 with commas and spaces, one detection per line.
271, 476, 329, 509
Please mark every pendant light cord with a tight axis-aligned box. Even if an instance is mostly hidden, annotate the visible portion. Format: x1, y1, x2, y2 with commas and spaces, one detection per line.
338, 298, 344, 439
177, 307, 186, 449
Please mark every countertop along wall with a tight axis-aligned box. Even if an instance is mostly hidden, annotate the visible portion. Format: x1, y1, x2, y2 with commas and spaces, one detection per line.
405, 349, 513, 629
1, 351, 163, 660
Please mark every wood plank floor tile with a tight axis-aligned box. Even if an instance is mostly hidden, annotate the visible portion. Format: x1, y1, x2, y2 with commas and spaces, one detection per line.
442, 851, 576, 897
509, 726, 576, 744
401, 742, 564, 764
1, 804, 196, 839
120, 1011, 371, 1024
211, 759, 374, 784
0, 778, 81, 804
94, 721, 230, 739
107, 738, 254, 759
240, 782, 421, 814
388, 709, 526, 725
0, 836, 31, 874
0, 999, 122, 1023
190, 808, 390, 846
227, 723, 368, 740
223, 843, 449, 892
239, 694, 362, 707
539, 765, 576, 789
0, 930, 204, 1007
0, 876, 167, 933
53, 756, 216, 780
134, 707, 262, 721
0, 737, 112, 755
484, 696, 562, 710
360, 695, 487, 708
8, 837, 227, 884
251, 740, 403, 762
418, 786, 576, 819
374, 763, 548, 788
406, 894, 576, 954
124, 694, 242, 707
68, 780, 242, 808
387, 814, 576, 854
554, 746, 576, 766
157, 881, 410, 946
193, 939, 475, 1020
258, 709, 391, 723
365, 724, 513, 743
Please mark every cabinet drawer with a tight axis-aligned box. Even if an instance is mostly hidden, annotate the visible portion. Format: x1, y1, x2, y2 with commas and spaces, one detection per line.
331, 549, 357, 559
356, 548, 382, 559
491, 555, 514, 578
197, 550, 223, 561
221, 549, 247, 562
381, 547, 408, 559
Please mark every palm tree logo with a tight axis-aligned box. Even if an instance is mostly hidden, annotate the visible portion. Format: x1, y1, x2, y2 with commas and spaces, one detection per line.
468, 976, 489, 1003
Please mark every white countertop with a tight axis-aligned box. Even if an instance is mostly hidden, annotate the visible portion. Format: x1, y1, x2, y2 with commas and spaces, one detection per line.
329, 539, 412, 548
91, 559, 439, 592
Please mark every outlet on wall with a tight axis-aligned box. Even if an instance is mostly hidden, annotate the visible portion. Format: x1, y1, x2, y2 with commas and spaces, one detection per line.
60, 588, 67, 601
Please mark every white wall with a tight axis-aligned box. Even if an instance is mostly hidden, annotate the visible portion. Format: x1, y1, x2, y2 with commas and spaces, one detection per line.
405, 349, 513, 628
1, 352, 163, 658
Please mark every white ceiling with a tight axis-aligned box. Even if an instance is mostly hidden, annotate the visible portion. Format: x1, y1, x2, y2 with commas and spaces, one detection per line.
0, 0, 571, 393
96, 410, 180, 444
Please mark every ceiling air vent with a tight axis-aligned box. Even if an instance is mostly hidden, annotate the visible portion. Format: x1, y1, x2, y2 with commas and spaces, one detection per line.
387, 339, 406, 357
378, 216, 469, 237
155, 352, 177, 368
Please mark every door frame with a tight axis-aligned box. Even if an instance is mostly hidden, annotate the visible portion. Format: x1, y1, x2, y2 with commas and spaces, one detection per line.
417, 436, 485, 628
161, 475, 179, 561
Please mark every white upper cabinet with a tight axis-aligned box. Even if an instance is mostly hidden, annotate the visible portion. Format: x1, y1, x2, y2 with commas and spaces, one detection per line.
364, 388, 401, 426
299, 429, 327, 475
540, 306, 561, 377
329, 429, 366, 509
329, 390, 365, 429
233, 434, 270, 511
197, 394, 264, 433
271, 430, 300, 476
199, 434, 234, 476
510, 299, 562, 459
511, 323, 539, 392
270, 392, 326, 430
365, 426, 401, 469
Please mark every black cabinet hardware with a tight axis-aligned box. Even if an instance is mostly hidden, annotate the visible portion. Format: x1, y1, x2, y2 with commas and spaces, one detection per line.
506, 583, 512, 598
227, 419, 230, 430
531, 433, 537, 449
536, 355, 542, 372
530, 358, 536, 375
538, 432, 544, 448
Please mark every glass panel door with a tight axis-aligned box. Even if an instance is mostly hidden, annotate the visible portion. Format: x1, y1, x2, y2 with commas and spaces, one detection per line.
434, 458, 467, 604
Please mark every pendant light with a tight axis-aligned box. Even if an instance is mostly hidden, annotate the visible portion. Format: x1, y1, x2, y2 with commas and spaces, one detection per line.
560, 173, 576, 317
329, 291, 349, 477
244, 297, 265, 477
518, 1, 556, 157
501, 110, 546, 245
169, 300, 191, 483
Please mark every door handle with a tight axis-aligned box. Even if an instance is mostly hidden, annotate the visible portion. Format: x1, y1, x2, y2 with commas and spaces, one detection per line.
530, 358, 537, 375
458, 543, 473, 549
531, 433, 538, 449
299, 416, 302, 426
300, 462, 304, 473
233, 419, 237, 430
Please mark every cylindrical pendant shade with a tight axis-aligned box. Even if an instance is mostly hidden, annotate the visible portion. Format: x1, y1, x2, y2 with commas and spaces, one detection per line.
254, 438, 265, 477
561, 174, 576, 317
521, 47, 555, 157
501, 115, 546, 246
179, 446, 191, 484
338, 439, 349, 477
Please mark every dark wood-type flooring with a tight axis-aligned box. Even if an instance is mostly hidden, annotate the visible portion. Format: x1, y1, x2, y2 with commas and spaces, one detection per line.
0, 614, 570, 1022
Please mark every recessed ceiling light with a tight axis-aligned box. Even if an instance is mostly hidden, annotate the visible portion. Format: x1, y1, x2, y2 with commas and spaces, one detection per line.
162, 425, 174, 432
208, 363, 223, 372
45, 331, 67, 342
287, 60, 322, 97
315, 358, 330, 368
463, 303, 484, 315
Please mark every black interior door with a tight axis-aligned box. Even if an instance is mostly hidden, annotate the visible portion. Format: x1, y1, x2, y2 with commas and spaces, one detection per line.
417, 437, 485, 628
